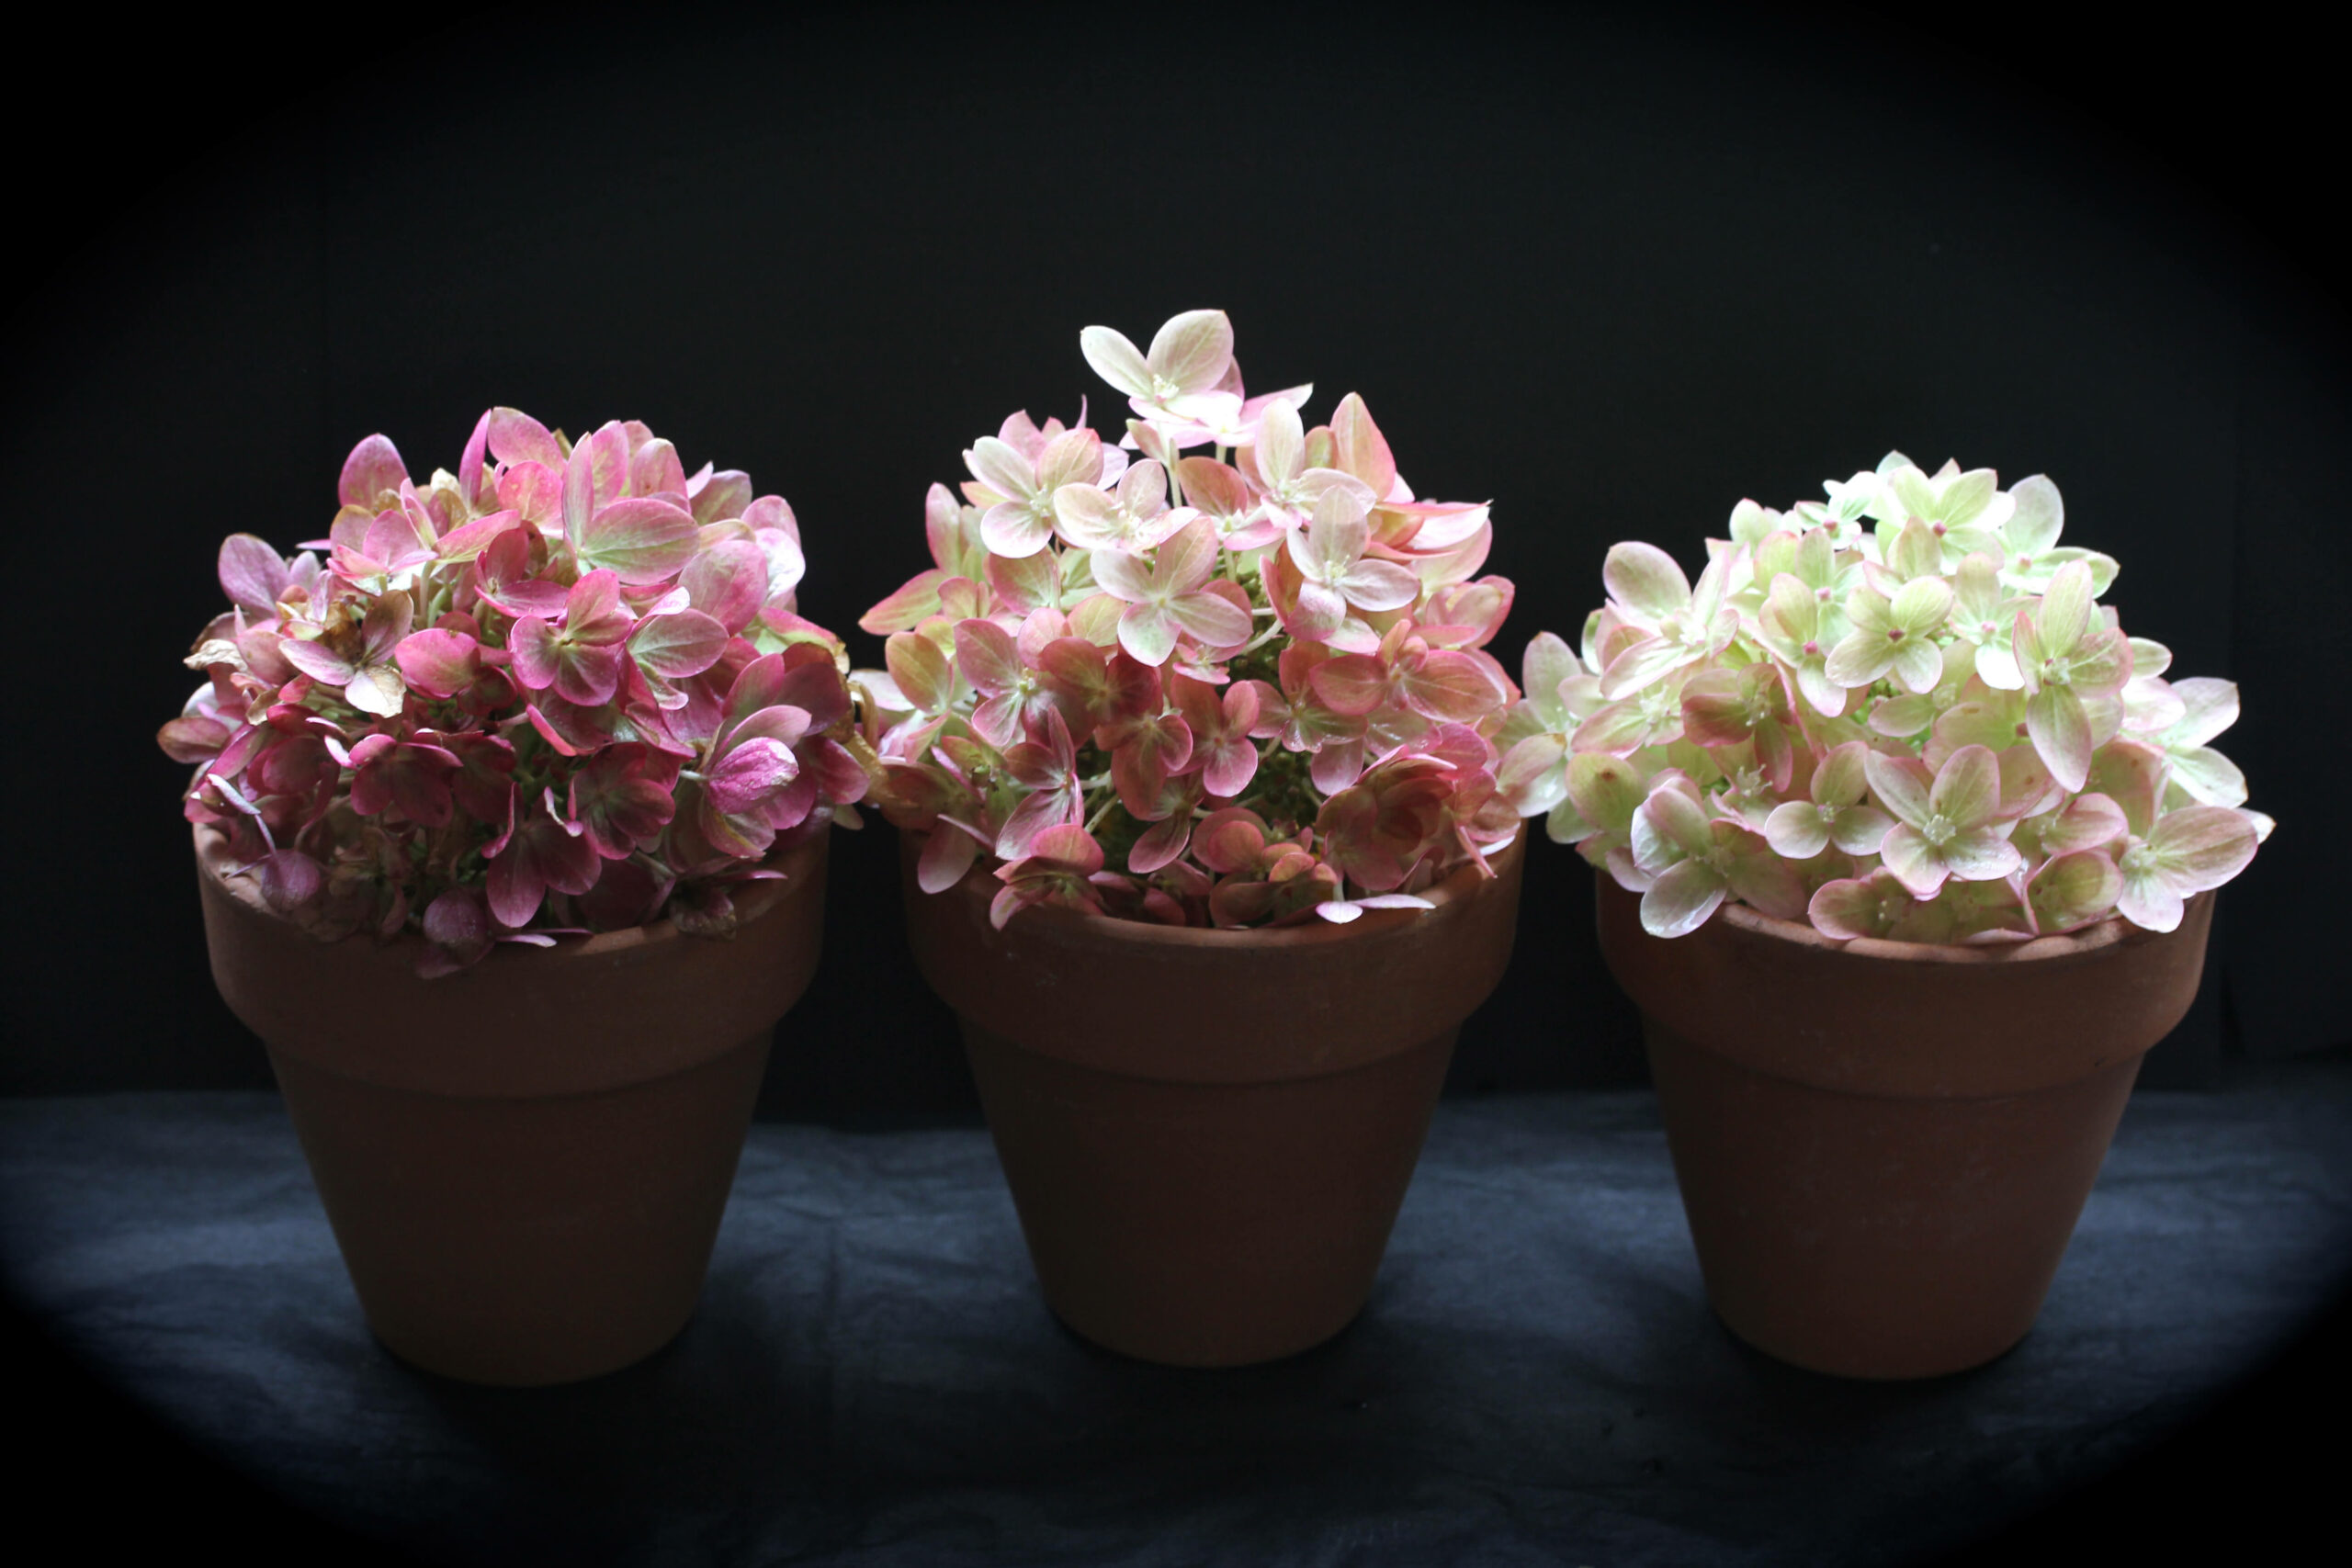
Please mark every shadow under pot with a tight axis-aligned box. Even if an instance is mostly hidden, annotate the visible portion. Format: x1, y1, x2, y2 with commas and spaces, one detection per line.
903, 829, 1525, 1368
1596, 874, 2214, 1380
196, 823, 829, 1387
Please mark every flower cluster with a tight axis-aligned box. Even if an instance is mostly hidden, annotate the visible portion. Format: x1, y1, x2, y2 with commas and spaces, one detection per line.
1509, 453, 2270, 942
162, 410, 865, 975
855, 310, 1521, 929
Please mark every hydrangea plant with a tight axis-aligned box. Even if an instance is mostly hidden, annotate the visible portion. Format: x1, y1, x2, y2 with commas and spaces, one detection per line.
1509, 453, 2270, 941
162, 410, 865, 975
854, 310, 1522, 929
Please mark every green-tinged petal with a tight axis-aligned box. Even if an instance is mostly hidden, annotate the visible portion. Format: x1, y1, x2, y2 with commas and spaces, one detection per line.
2168, 744, 2248, 808
2039, 560, 2095, 658
1889, 575, 1955, 631
1974, 641, 2025, 690
1842, 583, 1894, 636
1520, 632, 1583, 722
1726, 840, 1810, 919
1939, 468, 1999, 525
1640, 859, 1728, 938
1877, 823, 1948, 898
1079, 326, 1153, 398
1824, 631, 1895, 689
1939, 827, 2022, 882
1600, 634, 1700, 700
2007, 475, 2064, 557
2168, 677, 2240, 749
2029, 850, 2122, 934
1952, 552, 2003, 622
1499, 735, 1569, 817
1830, 804, 1894, 856
2117, 860, 2184, 931
1637, 784, 1716, 865
1868, 694, 1935, 738
1565, 752, 1647, 833
2146, 806, 2258, 892
1929, 744, 2004, 829
2027, 686, 2093, 792
1603, 541, 1693, 622
1864, 750, 1933, 829
1545, 795, 1596, 845
1145, 310, 1235, 395
1763, 799, 1831, 860
1887, 517, 1942, 581
2086, 741, 2170, 836
1889, 634, 1945, 694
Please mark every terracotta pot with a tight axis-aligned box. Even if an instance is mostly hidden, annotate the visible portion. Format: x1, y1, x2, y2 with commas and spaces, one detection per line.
1597, 874, 2215, 1379
903, 829, 1525, 1367
196, 823, 828, 1386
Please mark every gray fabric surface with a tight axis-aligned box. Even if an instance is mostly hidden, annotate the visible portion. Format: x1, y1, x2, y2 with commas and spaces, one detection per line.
4, 1069, 2348, 1566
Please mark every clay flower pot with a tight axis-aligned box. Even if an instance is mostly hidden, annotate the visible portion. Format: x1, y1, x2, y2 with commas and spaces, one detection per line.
903, 829, 1525, 1367
196, 823, 828, 1386
1597, 874, 2216, 1379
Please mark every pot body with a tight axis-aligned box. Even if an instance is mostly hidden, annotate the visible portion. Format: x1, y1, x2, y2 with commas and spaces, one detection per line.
197, 825, 828, 1386
1597, 875, 2214, 1379
905, 832, 1525, 1367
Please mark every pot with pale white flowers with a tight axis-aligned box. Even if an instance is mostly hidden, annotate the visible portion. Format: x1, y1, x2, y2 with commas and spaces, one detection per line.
1502, 451, 2268, 1378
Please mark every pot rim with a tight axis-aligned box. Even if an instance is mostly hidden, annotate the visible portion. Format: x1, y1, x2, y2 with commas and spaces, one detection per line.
193, 819, 824, 964
1690, 885, 2197, 968
915, 824, 1527, 950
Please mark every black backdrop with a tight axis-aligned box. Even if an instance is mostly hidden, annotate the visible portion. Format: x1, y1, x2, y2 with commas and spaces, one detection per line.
5, 3, 2348, 1559
7, 1, 2345, 1110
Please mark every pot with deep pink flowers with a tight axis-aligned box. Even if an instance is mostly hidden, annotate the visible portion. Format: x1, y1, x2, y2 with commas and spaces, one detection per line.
855, 310, 1526, 1366
163, 410, 865, 1384
1504, 453, 2271, 1378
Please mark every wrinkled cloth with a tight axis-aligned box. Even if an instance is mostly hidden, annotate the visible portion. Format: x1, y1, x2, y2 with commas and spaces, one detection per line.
3, 1073, 2348, 1567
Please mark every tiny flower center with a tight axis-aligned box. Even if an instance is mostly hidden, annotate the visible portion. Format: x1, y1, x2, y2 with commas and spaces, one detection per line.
1922, 812, 1958, 847
1886, 627, 1906, 642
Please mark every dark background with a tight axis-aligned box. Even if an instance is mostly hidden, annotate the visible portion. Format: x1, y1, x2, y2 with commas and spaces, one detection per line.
5, 1, 2346, 1561
5, 1, 2344, 1110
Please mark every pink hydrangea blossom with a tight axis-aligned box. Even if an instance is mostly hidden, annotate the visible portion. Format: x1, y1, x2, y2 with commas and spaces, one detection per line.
164, 410, 863, 974
860, 310, 1519, 928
